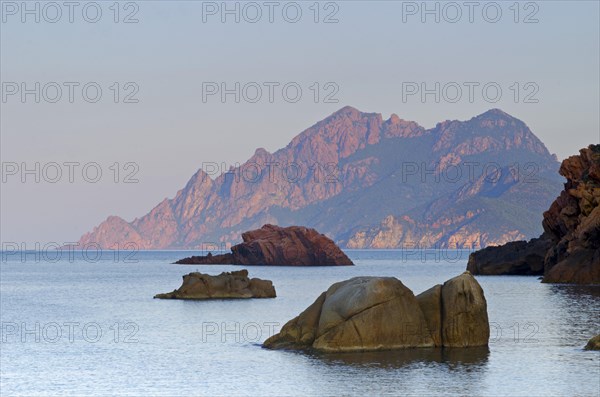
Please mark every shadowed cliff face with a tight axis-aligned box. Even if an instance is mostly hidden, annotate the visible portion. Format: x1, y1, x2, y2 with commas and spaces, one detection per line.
467, 144, 600, 284
77, 107, 561, 249
542, 145, 600, 283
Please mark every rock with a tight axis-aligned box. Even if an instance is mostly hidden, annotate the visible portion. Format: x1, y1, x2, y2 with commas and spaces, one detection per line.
466, 235, 553, 275
467, 144, 600, 284
584, 334, 600, 350
264, 272, 489, 352
154, 269, 276, 299
440, 272, 490, 347
175, 252, 233, 265
416, 284, 442, 347
176, 224, 354, 266
541, 145, 600, 284
543, 249, 600, 284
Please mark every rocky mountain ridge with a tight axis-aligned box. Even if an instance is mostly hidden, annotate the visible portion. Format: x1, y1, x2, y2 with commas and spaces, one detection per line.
77, 106, 562, 249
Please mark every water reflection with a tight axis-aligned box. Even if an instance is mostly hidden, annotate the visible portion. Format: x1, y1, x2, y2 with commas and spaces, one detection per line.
547, 284, 600, 300
538, 284, 600, 348
308, 346, 490, 369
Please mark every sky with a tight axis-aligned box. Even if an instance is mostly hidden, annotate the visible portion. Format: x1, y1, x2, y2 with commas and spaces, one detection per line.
1, 0, 599, 246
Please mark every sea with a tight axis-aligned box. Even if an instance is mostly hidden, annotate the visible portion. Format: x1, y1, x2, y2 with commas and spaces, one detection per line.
1, 250, 599, 396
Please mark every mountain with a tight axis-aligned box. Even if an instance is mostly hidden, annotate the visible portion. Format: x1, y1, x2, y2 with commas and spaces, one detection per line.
77, 106, 562, 250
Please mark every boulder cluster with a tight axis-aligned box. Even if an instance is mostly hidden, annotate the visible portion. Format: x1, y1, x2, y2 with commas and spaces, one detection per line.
154, 270, 276, 300
264, 271, 489, 352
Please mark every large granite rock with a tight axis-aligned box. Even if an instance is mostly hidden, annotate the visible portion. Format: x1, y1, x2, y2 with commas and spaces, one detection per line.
154, 269, 276, 299
263, 271, 489, 352
440, 272, 490, 347
467, 145, 600, 284
176, 224, 354, 266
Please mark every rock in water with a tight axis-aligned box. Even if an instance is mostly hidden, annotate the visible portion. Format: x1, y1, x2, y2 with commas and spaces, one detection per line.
466, 235, 553, 275
467, 144, 600, 284
311, 277, 434, 352
175, 252, 233, 265
584, 334, 600, 350
176, 224, 354, 266
264, 272, 489, 352
440, 272, 490, 347
416, 284, 442, 347
154, 270, 276, 299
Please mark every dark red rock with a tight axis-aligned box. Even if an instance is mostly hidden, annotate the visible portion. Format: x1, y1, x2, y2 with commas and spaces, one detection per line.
176, 224, 354, 266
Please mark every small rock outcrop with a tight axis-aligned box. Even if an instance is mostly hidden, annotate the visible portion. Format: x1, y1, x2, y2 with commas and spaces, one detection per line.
467, 145, 600, 284
263, 271, 489, 352
176, 224, 354, 266
584, 334, 600, 350
466, 235, 553, 275
176, 252, 233, 265
154, 270, 276, 299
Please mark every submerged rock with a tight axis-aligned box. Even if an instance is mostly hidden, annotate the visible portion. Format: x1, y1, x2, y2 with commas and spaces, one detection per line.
467, 145, 600, 284
176, 224, 354, 266
263, 271, 488, 352
584, 334, 600, 350
154, 269, 276, 299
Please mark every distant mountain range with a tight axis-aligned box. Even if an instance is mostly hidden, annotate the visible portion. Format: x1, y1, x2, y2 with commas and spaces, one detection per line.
77, 106, 562, 250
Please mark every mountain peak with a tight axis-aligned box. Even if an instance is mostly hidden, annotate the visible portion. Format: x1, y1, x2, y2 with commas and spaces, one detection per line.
321, 106, 367, 123
333, 105, 362, 115
475, 108, 517, 120
254, 147, 270, 156
389, 113, 401, 124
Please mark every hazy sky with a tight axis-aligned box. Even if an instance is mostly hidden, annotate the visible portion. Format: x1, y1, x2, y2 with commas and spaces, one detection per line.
1, 1, 599, 245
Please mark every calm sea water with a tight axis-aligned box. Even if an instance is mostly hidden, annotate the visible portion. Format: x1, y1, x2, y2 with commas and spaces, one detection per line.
1, 250, 599, 397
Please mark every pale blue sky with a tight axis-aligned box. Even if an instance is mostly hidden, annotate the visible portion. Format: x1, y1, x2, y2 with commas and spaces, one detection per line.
1, 1, 599, 245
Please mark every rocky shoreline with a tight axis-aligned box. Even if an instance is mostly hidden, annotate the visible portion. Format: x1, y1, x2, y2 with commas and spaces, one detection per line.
467, 145, 600, 284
